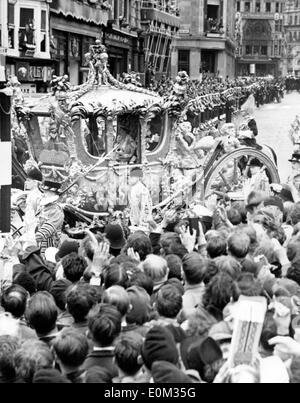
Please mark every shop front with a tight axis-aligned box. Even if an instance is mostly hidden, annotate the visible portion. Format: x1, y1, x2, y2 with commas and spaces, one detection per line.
6, 58, 55, 93
104, 30, 138, 79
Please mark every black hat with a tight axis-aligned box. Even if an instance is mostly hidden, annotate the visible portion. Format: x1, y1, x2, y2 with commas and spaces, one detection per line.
55, 240, 79, 261
26, 166, 43, 182
104, 224, 126, 250
152, 361, 194, 383
289, 153, 300, 163
186, 337, 223, 379
280, 187, 294, 203
249, 158, 263, 167
141, 326, 179, 370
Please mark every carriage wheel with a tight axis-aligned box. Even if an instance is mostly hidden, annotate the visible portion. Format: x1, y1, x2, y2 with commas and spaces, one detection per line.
204, 147, 280, 198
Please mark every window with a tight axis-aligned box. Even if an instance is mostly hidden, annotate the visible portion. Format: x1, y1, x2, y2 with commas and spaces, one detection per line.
237, 1, 240, 12
253, 46, 259, 55
275, 2, 280, 13
275, 20, 282, 32
244, 2, 251, 12
178, 50, 190, 75
8, 4, 15, 49
256, 2, 261, 12
265, 2, 271, 12
246, 45, 252, 55
19, 8, 35, 51
40, 10, 46, 52
261, 45, 268, 55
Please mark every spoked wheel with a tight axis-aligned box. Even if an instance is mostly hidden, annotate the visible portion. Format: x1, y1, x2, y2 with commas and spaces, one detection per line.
204, 147, 280, 198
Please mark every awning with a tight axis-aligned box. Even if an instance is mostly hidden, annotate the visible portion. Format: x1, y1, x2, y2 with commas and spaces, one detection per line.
51, 0, 109, 26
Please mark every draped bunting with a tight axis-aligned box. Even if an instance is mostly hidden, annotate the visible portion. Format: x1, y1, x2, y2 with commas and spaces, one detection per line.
51, 0, 109, 26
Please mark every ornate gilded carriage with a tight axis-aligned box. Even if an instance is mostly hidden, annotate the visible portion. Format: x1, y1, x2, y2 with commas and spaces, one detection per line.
12, 40, 280, 226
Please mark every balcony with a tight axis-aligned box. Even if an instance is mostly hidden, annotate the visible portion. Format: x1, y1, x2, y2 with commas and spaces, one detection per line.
205, 19, 225, 38
141, 1, 180, 28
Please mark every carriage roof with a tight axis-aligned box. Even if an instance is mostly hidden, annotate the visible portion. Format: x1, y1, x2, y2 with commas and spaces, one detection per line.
23, 83, 163, 118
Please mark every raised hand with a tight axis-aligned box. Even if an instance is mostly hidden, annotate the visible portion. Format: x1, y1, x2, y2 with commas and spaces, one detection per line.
127, 247, 141, 262
91, 241, 110, 277
269, 336, 300, 357
179, 225, 197, 253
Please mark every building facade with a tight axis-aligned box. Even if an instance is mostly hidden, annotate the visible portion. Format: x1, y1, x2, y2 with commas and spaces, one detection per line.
282, 0, 300, 77
236, 0, 285, 76
172, 0, 237, 80
140, 0, 181, 80
50, 0, 110, 85
0, 0, 53, 93
103, 0, 144, 79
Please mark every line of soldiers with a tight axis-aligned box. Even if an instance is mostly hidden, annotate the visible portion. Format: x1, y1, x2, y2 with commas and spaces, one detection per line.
253, 79, 285, 108
286, 76, 300, 93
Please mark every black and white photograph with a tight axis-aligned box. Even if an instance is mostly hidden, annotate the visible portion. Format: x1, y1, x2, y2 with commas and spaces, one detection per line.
0, 0, 300, 387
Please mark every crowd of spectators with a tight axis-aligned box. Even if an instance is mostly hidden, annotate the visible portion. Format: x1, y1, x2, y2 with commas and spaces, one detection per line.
2, 182, 300, 383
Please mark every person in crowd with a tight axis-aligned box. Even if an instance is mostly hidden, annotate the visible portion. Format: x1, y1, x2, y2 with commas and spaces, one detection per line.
125, 285, 151, 337
83, 304, 121, 377
140, 255, 169, 303
61, 253, 87, 284
0, 335, 20, 383
25, 291, 59, 346
50, 279, 73, 329
14, 340, 54, 383
113, 334, 147, 383
181, 253, 206, 319
53, 328, 89, 383
1, 285, 37, 340
66, 283, 98, 335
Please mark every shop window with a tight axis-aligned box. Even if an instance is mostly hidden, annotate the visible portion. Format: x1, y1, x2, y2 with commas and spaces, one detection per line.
19, 8, 35, 52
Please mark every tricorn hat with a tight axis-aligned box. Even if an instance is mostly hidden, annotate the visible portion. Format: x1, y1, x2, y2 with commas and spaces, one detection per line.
289, 153, 300, 163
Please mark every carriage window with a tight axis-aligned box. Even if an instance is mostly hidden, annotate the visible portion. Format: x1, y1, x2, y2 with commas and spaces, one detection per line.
38, 117, 51, 142
114, 114, 140, 164
82, 116, 107, 157
146, 113, 165, 153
